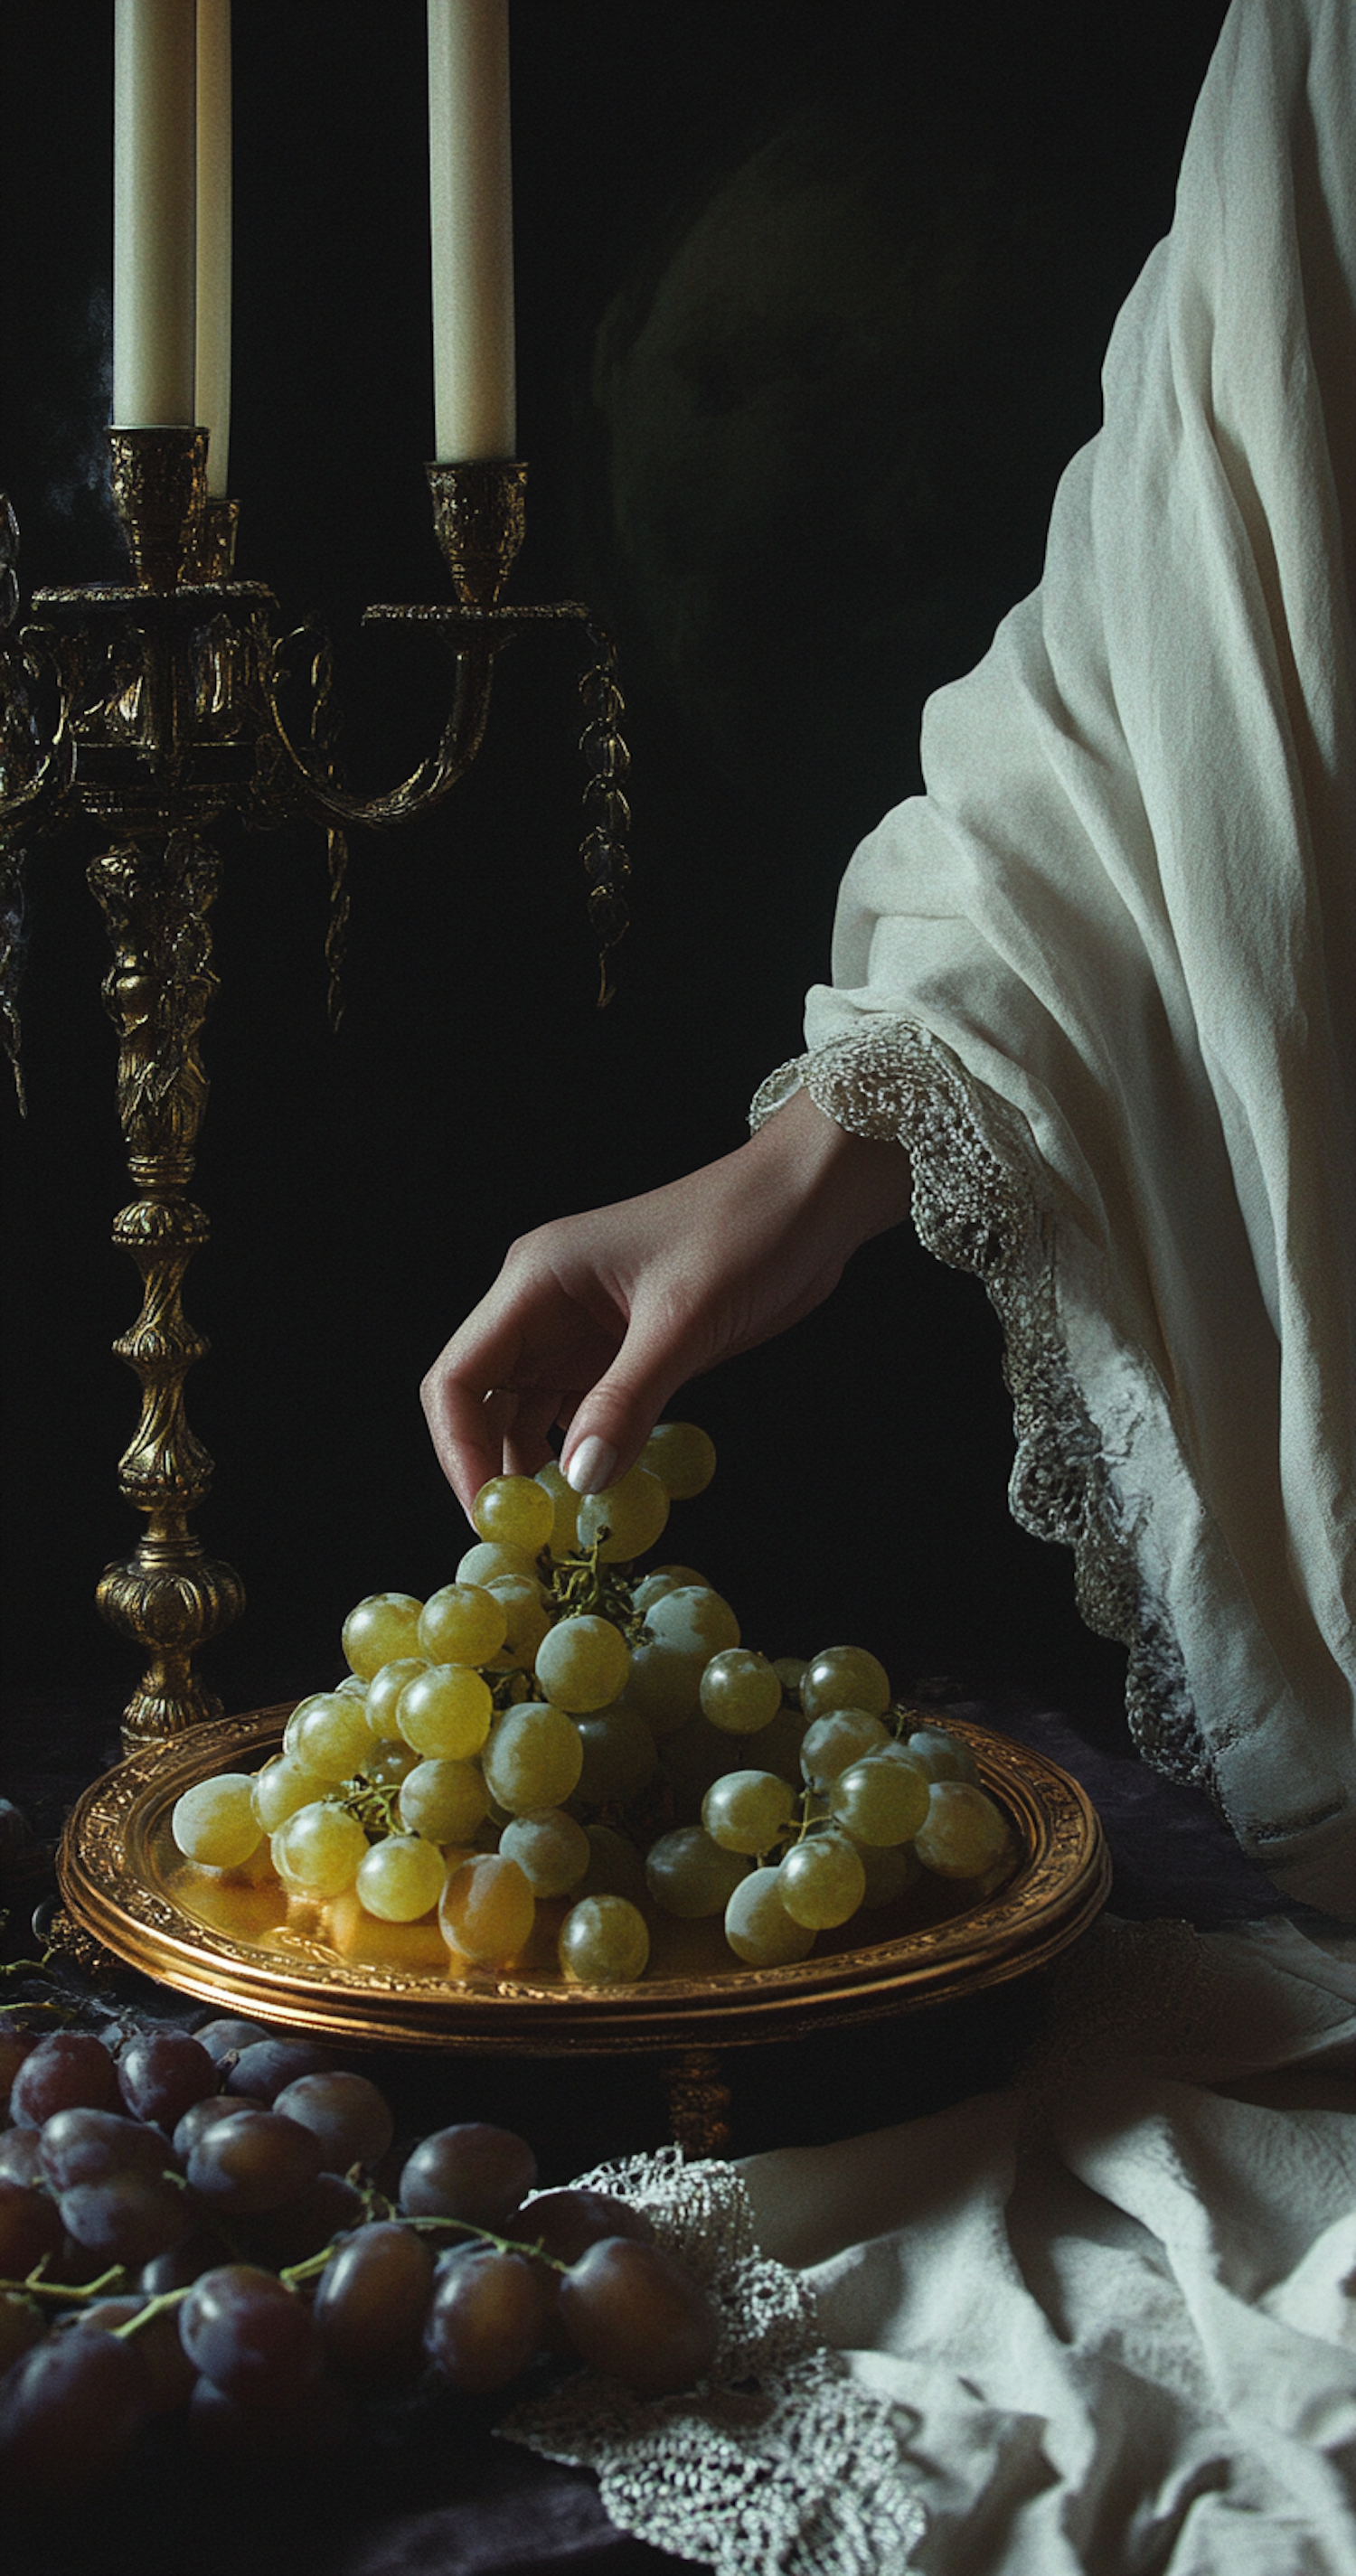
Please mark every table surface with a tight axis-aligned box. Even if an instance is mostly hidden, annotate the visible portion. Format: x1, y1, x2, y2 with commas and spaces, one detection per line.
0, 1661, 1290, 2576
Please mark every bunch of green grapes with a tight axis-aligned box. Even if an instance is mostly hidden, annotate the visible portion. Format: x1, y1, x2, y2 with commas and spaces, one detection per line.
172, 1419, 1012, 1986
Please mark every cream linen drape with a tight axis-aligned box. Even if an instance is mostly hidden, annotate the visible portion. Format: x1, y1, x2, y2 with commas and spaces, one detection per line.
759, 0, 1356, 1914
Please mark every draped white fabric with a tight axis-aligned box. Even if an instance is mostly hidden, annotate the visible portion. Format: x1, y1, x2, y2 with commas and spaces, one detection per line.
800, 0, 1356, 1913
740, 1916, 1356, 2576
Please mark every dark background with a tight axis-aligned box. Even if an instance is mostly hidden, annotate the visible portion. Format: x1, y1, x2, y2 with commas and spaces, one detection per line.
1, 0, 1229, 1744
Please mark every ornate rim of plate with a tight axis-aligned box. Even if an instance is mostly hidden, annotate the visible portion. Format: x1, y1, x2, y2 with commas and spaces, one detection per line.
58, 1706, 1110, 2049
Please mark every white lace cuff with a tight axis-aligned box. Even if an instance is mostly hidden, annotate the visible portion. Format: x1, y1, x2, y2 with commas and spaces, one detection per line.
750, 1022, 1202, 1791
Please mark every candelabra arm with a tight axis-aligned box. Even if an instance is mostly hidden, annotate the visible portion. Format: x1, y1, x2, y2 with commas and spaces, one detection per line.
259, 619, 502, 833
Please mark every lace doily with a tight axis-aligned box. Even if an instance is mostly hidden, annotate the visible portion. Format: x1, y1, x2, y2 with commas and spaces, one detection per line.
750, 1027, 1206, 1791
504, 2146, 927, 2576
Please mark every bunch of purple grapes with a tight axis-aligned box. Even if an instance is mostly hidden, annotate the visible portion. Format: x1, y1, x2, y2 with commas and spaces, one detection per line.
0, 2017, 718, 2500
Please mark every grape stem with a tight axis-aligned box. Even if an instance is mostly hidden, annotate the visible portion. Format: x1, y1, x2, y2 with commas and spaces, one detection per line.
0, 2260, 129, 2304
278, 2213, 572, 2290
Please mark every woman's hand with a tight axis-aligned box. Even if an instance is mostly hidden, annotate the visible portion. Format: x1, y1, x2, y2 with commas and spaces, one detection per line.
420, 1085, 911, 1516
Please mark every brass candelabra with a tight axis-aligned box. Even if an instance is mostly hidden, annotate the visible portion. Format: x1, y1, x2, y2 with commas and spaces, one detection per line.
0, 428, 631, 1754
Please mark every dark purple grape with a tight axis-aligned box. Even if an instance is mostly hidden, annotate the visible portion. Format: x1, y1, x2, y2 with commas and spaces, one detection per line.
0, 2129, 43, 2188
192, 2017, 273, 2066
186, 2367, 356, 2459
9, 2033, 120, 2129
0, 2028, 37, 2117
37, 2106, 169, 2191
0, 2178, 64, 2278
558, 2238, 720, 2393
0, 2325, 154, 2498
172, 2093, 265, 2164
241, 2171, 366, 2268
516, 2189, 657, 2356
178, 2263, 322, 2402
518, 2187, 654, 2268
397, 2123, 537, 2229
59, 2297, 197, 2411
225, 2038, 335, 2104
313, 2221, 436, 2381
58, 2171, 193, 2269
139, 2224, 226, 2295
422, 2245, 548, 2392
270, 2071, 394, 2173
0, 2289, 47, 2378
186, 2111, 324, 2215
118, 2026, 218, 2129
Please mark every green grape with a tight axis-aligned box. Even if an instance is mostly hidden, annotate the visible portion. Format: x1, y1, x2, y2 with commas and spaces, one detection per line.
699, 1648, 782, 1736
630, 1565, 708, 1613
747, 1701, 811, 1785
701, 1768, 796, 1856
904, 1725, 980, 1784
640, 1420, 716, 1500
498, 1807, 590, 1897
283, 1693, 341, 1759
398, 1757, 492, 1845
777, 1830, 867, 1929
365, 1740, 420, 1788
342, 1593, 425, 1679
438, 1852, 535, 1963
771, 1655, 808, 1700
799, 1708, 890, 1791
914, 1782, 1010, 1879
723, 1868, 815, 1966
645, 1826, 749, 1918
271, 1801, 368, 1899
355, 1835, 447, 1923
250, 1754, 320, 1835
482, 1702, 584, 1813
573, 1704, 658, 1804
533, 1612, 630, 1714
172, 1774, 265, 1870
483, 1575, 553, 1669
534, 1460, 581, 1558
645, 1585, 740, 1659
363, 1658, 429, 1744
418, 1582, 509, 1669
471, 1473, 556, 1555
333, 1672, 369, 1701
625, 1587, 739, 1736
829, 1753, 929, 1846
397, 1663, 494, 1761
622, 1635, 705, 1735
576, 1464, 670, 1564
558, 1894, 650, 1984
576, 1822, 649, 1904
857, 1838, 922, 1909
457, 1538, 539, 1587
288, 1692, 374, 1783
800, 1645, 892, 1722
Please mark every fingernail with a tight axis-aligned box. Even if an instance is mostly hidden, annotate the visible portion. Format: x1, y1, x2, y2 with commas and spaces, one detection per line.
565, 1435, 617, 1495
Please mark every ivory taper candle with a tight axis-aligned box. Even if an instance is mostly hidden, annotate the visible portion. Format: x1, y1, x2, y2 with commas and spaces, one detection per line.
113, 0, 197, 427
194, 0, 231, 496
427, 0, 516, 460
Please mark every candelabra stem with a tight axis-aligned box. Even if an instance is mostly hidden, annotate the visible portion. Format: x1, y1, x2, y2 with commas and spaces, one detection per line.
88, 825, 244, 1751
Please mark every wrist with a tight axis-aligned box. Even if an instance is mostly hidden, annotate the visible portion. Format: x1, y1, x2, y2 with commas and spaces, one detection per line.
745, 1079, 911, 1242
